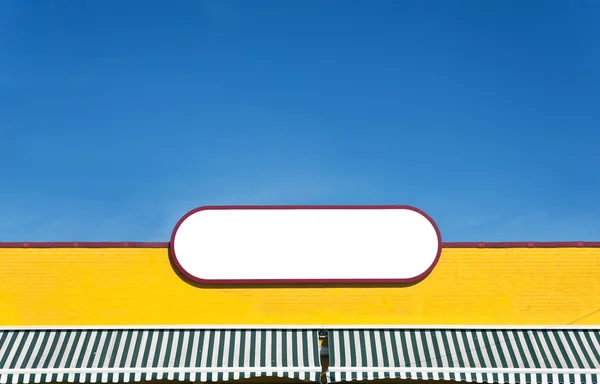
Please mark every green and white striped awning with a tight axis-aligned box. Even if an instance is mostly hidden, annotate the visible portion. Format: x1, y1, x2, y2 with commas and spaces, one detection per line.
328, 329, 600, 383
0, 328, 321, 383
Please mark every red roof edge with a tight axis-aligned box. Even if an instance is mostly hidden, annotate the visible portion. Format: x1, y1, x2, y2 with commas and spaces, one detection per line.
0, 241, 599, 248
0, 242, 169, 248
443, 241, 600, 248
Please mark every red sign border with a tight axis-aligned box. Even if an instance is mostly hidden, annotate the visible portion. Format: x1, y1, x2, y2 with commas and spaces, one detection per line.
168, 205, 443, 285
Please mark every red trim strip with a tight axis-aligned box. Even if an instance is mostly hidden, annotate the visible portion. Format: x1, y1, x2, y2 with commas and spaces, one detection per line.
0, 242, 169, 248
0, 241, 598, 249
443, 241, 600, 248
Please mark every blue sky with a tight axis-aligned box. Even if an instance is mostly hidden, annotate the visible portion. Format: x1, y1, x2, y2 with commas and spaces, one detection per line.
1, 1, 599, 242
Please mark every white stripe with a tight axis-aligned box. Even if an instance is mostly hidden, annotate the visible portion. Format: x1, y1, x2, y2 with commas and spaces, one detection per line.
89, 331, 107, 383
382, 330, 395, 369
209, 331, 221, 380
166, 331, 179, 379
402, 330, 414, 368
69, 332, 87, 383
443, 331, 461, 374
372, 331, 385, 379
583, 331, 600, 363
456, 330, 472, 370
78, 331, 98, 382
2, 325, 600, 331
100, 331, 118, 383
464, 332, 482, 382
328, 331, 338, 368
298, 331, 306, 381
546, 331, 568, 368
413, 331, 427, 379
242, 330, 252, 379
541, 371, 549, 384
526, 330, 551, 370
435, 330, 452, 381
507, 372, 516, 383
146, 331, 164, 381
66, 332, 86, 383
177, 330, 190, 382
424, 331, 440, 371
353, 331, 363, 371
567, 331, 594, 367
59, 332, 80, 383
514, 331, 533, 368
12, 331, 35, 371
387, 330, 401, 369
253, 331, 262, 376
482, 331, 501, 370
90, 331, 108, 369
198, 331, 211, 382
286, 331, 293, 379
20, 332, 40, 384
341, 330, 351, 372
141, 331, 154, 380
265, 331, 273, 370
219, 330, 231, 381
275, 330, 283, 376
495, 330, 517, 369
0, 332, 26, 384
45, 331, 67, 381
427, 331, 443, 380
463, 331, 478, 367
477, 330, 494, 383
583, 332, 600, 366
188, 331, 199, 383
223, 329, 235, 379
154, 331, 169, 380
3, 332, 25, 374
363, 331, 374, 380
132, 331, 148, 382
33, 331, 56, 383
110, 332, 127, 383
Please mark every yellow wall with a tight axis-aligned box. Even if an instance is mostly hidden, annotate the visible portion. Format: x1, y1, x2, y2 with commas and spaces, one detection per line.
1, 247, 599, 327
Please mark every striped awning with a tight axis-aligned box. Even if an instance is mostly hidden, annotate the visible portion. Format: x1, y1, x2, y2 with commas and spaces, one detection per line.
0, 328, 321, 383
328, 329, 600, 383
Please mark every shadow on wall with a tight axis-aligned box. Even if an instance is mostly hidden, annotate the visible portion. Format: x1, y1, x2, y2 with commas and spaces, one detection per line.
167, 247, 427, 290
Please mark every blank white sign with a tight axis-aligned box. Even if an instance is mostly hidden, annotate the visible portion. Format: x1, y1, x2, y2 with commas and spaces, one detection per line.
170, 206, 441, 284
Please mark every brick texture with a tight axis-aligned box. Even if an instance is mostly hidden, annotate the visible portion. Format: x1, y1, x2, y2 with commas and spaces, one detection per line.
0, 247, 599, 326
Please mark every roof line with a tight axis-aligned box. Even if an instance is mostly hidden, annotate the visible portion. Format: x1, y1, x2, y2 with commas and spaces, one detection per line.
0, 242, 169, 248
443, 241, 600, 248
0, 241, 599, 248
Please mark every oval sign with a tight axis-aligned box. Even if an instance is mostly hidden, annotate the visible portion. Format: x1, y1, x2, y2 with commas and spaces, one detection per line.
170, 205, 442, 284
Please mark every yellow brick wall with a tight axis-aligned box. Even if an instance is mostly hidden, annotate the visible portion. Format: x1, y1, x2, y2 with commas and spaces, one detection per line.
0, 247, 599, 326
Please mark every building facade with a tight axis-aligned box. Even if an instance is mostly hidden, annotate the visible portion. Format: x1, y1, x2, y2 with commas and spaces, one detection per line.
1, 206, 600, 383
